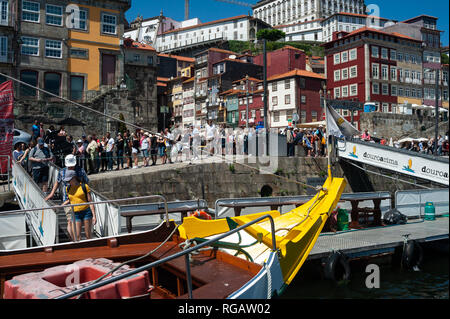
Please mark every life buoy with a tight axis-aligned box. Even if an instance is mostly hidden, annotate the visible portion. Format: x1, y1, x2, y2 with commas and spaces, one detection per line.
189, 210, 212, 220
323, 251, 351, 283
402, 240, 423, 270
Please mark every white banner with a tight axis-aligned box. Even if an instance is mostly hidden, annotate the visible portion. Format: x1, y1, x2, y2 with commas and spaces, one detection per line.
338, 140, 449, 186
12, 162, 57, 246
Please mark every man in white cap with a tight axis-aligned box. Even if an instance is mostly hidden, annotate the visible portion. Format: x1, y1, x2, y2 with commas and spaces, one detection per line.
45, 154, 89, 241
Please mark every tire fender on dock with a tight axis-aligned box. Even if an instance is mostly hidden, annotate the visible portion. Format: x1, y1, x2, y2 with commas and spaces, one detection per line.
402, 240, 423, 270
323, 251, 351, 283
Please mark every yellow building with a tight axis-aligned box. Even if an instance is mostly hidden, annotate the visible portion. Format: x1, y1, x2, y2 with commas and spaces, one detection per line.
67, 0, 130, 99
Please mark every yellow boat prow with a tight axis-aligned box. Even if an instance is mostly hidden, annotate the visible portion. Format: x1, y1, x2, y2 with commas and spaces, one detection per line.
178, 176, 346, 286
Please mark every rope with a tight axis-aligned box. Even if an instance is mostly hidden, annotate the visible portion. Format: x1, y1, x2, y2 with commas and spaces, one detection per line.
75, 223, 179, 299
3, 71, 327, 192
0, 72, 166, 139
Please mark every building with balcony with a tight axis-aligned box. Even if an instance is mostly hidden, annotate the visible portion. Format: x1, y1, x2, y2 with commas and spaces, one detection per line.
323, 27, 424, 127
382, 15, 446, 109
182, 76, 195, 128
267, 69, 325, 128
0, 0, 16, 79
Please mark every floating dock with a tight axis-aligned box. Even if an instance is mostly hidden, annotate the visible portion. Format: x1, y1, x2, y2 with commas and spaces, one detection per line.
309, 217, 449, 260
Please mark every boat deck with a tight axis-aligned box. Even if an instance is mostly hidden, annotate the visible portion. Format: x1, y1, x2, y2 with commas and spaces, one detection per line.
309, 217, 449, 260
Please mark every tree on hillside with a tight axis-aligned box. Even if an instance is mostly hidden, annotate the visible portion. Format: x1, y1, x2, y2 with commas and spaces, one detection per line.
256, 29, 286, 42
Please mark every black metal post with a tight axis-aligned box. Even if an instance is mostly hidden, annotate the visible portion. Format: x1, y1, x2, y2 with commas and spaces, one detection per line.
435, 69, 440, 155
263, 39, 269, 156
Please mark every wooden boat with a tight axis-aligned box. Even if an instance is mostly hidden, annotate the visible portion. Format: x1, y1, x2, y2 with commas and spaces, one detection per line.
0, 176, 346, 299
178, 175, 347, 296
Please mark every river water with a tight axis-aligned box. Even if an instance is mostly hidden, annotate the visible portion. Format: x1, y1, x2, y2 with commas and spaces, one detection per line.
282, 251, 449, 299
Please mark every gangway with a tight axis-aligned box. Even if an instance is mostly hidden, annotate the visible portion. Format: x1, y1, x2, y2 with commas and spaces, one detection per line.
336, 138, 449, 187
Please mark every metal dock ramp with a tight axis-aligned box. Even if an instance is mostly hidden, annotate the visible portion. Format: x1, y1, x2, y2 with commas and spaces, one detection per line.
309, 217, 449, 260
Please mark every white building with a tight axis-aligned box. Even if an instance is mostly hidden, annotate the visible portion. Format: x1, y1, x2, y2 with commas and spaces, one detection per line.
155, 15, 271, 54
252, 0, 366, 26
253, 0, 366, 42
182, 77, 196, 128
275, 18, 324, 42
322, 12, 393, 43
124, 12, 183, 46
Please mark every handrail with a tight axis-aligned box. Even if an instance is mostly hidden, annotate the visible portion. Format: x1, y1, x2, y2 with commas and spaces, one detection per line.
54, 213, 278, 299
0, 195, 171, 228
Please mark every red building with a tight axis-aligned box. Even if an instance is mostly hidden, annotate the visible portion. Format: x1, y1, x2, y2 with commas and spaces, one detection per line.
254, 45, 307, 78
323, 27, 423, 130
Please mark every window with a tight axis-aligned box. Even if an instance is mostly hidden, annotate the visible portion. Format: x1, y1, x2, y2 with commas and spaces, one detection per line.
381, 65, 388, 80
20, 70, 38, 97
301, 95, 306, 103
342, 68, 348, 80
350, 66, 357, 78
382, 103, 389, 113
272, 96, 278, 106
334, 70, 341, 82
350, 84, 358, 96
381, 48, 388, 59
1, 1, 8, 24
372, 63, 379, 79
44, 73, 61, 97
285, 79, 290, 89
147, 56, 153, 65
341, 51, 348, 63
46, 4, 63, 26
371, 45, 379, 58
273, 111, 280, 122
22, 1, 39, 23
70, 48, 88, 59
390, 49, 396, 61
70, 8, 87, 30
390, 67, 397, 81
285, 94, 291, 104
133, 54, 141, 62
342, 85, 348, 97
397, 52, 403, 61
391, 85, 397, 96
101, 13, 117, 35
21, 37, 39, 56
272, 82, 277, 92
349, 48, 357, 60
382, 83, 389, 95
45, 40, 62, 58
311, 111, 318, 122
372, 83, 380, 95
398, 86, 404, 96
334, 87, 340, 98
334, 53, 340, 65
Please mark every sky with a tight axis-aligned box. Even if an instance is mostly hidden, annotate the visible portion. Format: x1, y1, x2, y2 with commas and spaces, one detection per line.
125, 0, 449, 46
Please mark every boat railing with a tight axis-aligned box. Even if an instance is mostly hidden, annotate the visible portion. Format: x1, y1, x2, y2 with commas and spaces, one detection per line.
0, 194, 170, 247
53, 213, 278, 299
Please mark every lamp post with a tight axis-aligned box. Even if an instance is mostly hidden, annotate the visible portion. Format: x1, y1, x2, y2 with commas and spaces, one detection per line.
241, 75, 250, 129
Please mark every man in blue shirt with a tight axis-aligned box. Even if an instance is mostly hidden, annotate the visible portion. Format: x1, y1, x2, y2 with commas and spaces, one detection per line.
31, 120, 40, 141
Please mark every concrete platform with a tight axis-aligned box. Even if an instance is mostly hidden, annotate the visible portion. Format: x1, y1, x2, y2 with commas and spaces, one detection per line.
309, 217, 449, 260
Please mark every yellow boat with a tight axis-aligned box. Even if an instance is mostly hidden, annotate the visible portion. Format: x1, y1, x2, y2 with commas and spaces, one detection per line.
178, 175, 346, 297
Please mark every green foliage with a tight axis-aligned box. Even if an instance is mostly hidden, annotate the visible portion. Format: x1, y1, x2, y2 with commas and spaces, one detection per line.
256, 29, 286, 42
442, 54, 449, 65
229, 164, 235, 173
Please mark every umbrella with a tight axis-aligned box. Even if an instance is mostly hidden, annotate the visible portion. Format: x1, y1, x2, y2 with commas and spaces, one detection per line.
58, 117, 86, 126
398, 137, 414, 143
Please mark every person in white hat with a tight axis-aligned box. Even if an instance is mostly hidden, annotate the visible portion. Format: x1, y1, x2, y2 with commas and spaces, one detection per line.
45, 154, 89, 241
